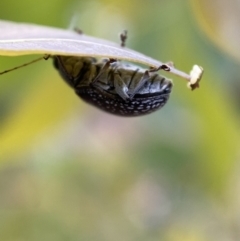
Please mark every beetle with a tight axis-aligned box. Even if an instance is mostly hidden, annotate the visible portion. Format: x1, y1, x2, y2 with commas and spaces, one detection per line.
53, 55, 173, 116
0, 24, 203, 117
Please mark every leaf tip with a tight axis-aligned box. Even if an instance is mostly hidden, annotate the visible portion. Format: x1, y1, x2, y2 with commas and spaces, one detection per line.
188, 65, 204, 90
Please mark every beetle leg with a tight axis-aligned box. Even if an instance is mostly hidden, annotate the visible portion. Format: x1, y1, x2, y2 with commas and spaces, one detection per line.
74, 27, 83, 34
128, 70, 151, 98
120, 30, 128, 47
149, 62, 174, 72
43, 54, 51, 60
92, 58, 117, 84
113, 72, 130, 101
91, 58, 119, 92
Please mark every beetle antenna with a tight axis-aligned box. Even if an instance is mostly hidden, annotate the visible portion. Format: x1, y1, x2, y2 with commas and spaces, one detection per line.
0, 55, 50, 75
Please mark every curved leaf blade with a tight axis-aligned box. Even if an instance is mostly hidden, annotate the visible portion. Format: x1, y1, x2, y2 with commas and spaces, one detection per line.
0, 20, 203, 86
0, 20, 163, 67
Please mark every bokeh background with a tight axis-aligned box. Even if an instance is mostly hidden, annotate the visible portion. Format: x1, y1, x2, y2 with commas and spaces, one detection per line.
0, 0, 240, 240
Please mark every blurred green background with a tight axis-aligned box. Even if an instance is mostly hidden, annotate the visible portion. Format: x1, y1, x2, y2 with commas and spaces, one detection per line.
0, 0, 240, 240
